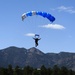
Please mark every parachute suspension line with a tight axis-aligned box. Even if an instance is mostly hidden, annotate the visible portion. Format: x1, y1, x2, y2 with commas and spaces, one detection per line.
33, 15, 38, 35
22, 11, 55, 38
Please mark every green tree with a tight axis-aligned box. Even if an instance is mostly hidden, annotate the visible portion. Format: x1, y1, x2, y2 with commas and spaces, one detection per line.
32, 69, 40, 75
40, 65, 47, 75
60, 66, 69, 75
8, 64, 13, 75
47, 68, 52, 75
0, 68, 8, 75
23, 66, 33, 75
51, 65, 60, 75
13, 66, 23, 75
68, 69, 74, 75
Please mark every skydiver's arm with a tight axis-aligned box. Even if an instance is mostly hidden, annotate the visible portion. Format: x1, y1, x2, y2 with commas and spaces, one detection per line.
38, 38, 41, 40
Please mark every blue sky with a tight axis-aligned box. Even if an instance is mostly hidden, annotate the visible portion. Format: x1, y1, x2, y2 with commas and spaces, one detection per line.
0, 0, 75, 53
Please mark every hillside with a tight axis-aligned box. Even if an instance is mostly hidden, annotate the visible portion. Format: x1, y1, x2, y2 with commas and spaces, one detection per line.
0, 46, 75, 70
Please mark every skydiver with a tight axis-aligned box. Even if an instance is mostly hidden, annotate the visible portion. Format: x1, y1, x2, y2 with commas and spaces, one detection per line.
33, 35, 41, 47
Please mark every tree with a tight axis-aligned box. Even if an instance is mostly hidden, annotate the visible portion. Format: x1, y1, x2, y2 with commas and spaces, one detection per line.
68, 69, 74, 75
47, 68, 52, 75
40, 65, 47, 75
51, 65, 60, 75
8, 64, 13, 75
0, 68, 8, 75
13, 66, 23, 75
32, 69, 40, 75
23, 66, 33, 75
60, 66, 69, 75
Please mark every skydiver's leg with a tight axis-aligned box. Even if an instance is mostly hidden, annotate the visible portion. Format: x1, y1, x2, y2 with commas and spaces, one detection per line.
35, 41, 36, 47
36, 42, 38, 47
35, 42, 37, 47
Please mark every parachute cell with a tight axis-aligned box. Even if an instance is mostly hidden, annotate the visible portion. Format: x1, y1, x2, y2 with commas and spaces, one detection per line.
22, 11, 55, 22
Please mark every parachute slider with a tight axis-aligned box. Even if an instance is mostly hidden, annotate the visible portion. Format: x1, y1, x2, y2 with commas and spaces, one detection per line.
35, 34, 40, 38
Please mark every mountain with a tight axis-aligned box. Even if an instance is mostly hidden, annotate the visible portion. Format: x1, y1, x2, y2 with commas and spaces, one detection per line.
0, 46, 75, 70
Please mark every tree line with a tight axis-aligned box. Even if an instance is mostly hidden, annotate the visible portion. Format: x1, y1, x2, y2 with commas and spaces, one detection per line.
0, 65, 75, 75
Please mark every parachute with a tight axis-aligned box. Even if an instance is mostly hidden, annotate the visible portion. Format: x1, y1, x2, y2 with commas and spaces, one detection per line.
22, 11, 55, 22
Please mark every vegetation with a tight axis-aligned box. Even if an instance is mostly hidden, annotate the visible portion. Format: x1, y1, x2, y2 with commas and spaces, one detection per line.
0, 65, 75, 75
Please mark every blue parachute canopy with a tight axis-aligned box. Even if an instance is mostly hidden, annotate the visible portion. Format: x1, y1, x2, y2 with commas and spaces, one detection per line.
22, 11, 55, 22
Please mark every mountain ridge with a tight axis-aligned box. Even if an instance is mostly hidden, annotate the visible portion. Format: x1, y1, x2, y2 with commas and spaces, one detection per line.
0, 46, 75, 70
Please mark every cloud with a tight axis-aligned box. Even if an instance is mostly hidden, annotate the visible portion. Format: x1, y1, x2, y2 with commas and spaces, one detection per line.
25, 33, 35, 37
40, 24, 65, 30
52, 6, 75, 14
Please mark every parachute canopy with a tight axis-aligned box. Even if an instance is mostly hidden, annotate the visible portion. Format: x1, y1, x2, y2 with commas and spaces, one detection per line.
22, 11, 55, 22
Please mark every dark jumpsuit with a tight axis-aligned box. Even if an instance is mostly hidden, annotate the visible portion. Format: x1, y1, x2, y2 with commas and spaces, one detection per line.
33, 38, 40, 47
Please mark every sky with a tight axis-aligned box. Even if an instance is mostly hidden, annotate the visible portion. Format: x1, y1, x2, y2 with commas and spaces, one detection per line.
0, 0, 75, 53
